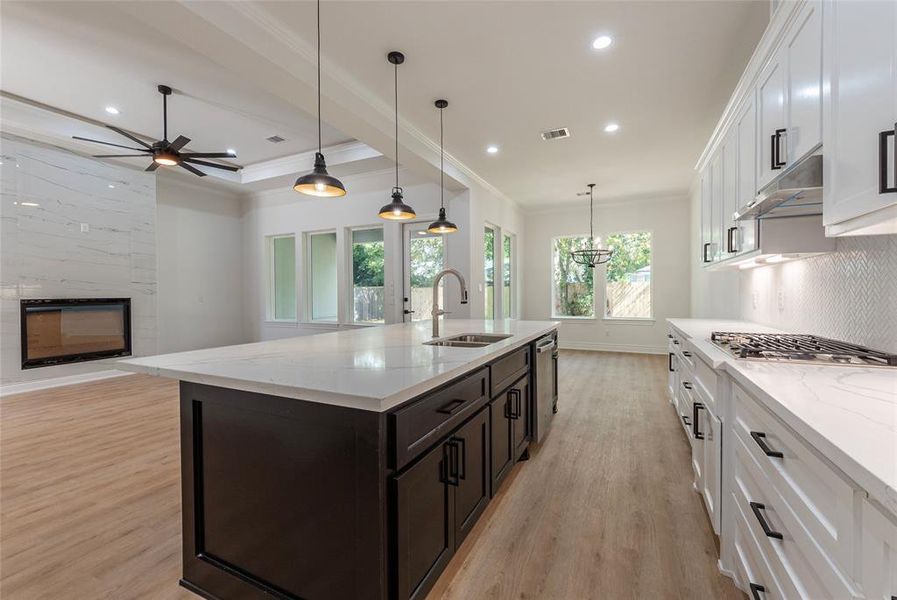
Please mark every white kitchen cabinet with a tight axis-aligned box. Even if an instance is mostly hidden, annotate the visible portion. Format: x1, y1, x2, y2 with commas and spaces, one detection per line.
757, 52, 787, 189
734, 96, 760, 255
722, 130, 739, 258
822, 0, 897, 235
701, 402, 722, 534
861, 498, 897, 600
700, 167, 714, 265
710, 153, 724, 262
784, 1, 823, 164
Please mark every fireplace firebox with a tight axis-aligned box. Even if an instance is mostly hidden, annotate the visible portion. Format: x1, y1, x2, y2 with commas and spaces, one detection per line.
20, 298, 131, 369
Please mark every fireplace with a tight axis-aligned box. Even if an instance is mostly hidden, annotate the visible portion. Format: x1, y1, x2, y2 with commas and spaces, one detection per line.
20, 298, 131, 369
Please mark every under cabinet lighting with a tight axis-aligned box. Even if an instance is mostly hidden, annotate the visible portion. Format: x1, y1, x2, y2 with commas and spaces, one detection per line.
226, 149, 236, 156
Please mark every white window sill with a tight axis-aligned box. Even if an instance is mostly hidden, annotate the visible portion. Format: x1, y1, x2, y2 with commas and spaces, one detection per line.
264, 320, 299, 327
602, 317, 656, 326
551, 316, 597, 322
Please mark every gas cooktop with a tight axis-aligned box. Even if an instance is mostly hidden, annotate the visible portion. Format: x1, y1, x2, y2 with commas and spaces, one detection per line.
710, 332, 897, 367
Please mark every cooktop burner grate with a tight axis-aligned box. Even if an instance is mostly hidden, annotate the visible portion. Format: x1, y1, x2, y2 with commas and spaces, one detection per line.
710, 332, 897, 367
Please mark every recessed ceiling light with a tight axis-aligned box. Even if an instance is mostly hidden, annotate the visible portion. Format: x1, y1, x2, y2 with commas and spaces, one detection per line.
105, 106, 120, 115
604, 122, 620, 133
226, 148, 236, 156
486, 145, 499, 154
108, 184, 115, 189
592, 35, 613, 50
20, 201, 40, 207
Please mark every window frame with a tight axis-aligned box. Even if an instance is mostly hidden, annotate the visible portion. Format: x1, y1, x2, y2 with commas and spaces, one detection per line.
484, 224, 497, 320
501, 230, 516, 319
304, 229, 339, 324
265, 233, 298, 323
347, 225, 386, 326
549, 234, 598, 321
602, 229, 655, 323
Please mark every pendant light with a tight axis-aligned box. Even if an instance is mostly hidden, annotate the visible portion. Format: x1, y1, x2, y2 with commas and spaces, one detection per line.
571, 184, 614, 267
378, 51, 416, 220
293, 0, 346, 197
427, 99, 458, 234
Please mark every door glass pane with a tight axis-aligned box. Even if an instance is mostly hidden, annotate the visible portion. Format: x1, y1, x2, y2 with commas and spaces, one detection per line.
352, 228, 385, 324
408, 230, 444, 322
551, 236, 595, 318
272, 236, 296, 320
502, 234, 512, 318
484, 227, 495, 319
309, 232, 338, 322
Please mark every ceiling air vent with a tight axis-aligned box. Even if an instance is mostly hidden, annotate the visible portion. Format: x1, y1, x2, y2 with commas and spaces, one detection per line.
540, 127, 571, 141
266, 135, 286, 143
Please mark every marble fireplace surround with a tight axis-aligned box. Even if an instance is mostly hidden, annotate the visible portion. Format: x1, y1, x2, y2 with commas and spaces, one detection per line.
0, 133, 158, 388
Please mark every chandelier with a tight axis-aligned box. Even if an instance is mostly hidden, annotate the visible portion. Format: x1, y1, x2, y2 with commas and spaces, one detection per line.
570, 184, 614, 267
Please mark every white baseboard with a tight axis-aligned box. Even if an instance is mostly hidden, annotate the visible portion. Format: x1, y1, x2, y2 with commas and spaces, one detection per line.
0, 369, 134, 398
558, 341, 667, 355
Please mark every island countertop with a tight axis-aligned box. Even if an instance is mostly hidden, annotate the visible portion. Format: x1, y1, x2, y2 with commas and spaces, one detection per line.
116, 319, 559, 412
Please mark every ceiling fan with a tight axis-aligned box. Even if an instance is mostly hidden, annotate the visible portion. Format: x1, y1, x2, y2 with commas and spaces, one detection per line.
73, 85, 239, 177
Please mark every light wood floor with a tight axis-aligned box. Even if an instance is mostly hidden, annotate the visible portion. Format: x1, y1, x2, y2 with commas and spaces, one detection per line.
1, 352, 743, 600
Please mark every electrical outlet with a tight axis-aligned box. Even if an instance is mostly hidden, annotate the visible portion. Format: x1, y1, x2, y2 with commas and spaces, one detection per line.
752, 292, 758, 310
777, 290, 785, 312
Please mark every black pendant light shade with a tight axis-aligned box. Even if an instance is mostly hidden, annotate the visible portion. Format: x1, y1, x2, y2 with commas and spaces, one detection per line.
295, 0, 347, 197
379, 51, 416, 221
428, 99, 458, 234
293, 152, 346, 197
571, 184, 614, 267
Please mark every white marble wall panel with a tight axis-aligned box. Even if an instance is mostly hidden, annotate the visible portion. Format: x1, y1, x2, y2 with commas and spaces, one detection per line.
0, 133, 157, 385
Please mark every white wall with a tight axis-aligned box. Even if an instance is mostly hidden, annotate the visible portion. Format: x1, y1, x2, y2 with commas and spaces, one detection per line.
155, 173, 246, 353
524, 195, 691, 353
241, 168, 471, 342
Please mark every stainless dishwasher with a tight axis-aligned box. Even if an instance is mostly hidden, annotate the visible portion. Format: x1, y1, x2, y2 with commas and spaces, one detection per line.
533, 334, 557, 443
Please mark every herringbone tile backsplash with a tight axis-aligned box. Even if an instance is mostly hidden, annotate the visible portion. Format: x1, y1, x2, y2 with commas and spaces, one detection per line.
740, 235, 897, 353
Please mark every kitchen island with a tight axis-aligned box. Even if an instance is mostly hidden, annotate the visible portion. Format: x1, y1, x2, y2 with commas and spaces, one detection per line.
117, 319, 559, 600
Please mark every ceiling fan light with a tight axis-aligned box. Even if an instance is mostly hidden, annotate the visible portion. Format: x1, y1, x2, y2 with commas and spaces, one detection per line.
294, 152, 347, 197
153, 150, 179, 166
427, 208, 457, 234
379, 188, 416, 220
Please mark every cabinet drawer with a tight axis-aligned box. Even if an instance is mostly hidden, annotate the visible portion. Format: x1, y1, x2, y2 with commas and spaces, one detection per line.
733, 383, 857, 577
391, 368, 489, 469
860, 498, 897, 600
490, 346, 529, 397
692, 352, 718, 413
732, 431, 858, 599
732, 492, 789, 600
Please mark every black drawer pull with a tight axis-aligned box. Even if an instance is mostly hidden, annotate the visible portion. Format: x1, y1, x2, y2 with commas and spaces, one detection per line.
749, 501, 783, 540
668, 352, 675, 372
682, 415, 691, 427
703, 242, 711, 263
667, 333, 673, 339
727, 226, 739, 253
673, 339, 680, 345
507, 389, 521, 420
749, 583, 766, 600
452, 436, 466, 480
750, 431, 784, 459
880, 125, 896, 194
692, 402, 705, 440
682, 381, 693, 390
771, 128, 786, 170
436, 398, 467, 415
441, 442, 460, 487
683, 351, 692, 357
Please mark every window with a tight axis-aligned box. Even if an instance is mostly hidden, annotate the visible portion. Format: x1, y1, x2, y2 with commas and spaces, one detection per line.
502, 233, 513, 318
406, 224, 445, 322
268, 235, 296, 320
605, 231, 652, 319
351, 228, 385, 324
484, 226, 495, 319
551, 236, 595, 318
308, 231, 338, 322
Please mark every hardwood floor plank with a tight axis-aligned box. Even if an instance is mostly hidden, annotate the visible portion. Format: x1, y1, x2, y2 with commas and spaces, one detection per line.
0, 352, 743, 600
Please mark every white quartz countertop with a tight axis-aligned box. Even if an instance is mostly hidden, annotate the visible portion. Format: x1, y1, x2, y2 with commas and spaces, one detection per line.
667, 318, 897, 515
116, 319, 559, 412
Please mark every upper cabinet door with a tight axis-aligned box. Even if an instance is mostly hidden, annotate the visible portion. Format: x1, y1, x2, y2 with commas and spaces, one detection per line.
700, 167, 713, 265
785, 1, 823, 164
710, 153, 724, 262
823, 0, 897, 231
722, 130, 739, 257
735, 94, 759, 254
758, 53, 787, 189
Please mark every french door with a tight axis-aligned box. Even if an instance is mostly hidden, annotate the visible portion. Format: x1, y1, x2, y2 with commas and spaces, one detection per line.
402, 222, 446, 322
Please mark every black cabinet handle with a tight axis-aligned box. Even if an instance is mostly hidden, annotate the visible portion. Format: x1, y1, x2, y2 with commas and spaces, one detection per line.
507, 389, 520, 420
667, 333, 673, 339
436, 397, 467, 415
668, 352, 675, 372
673, 339, 680, 345
683, 351, 692, 357
750, 431, 784, 459
727, 226, 738, 253
880, 124, 897, 194
749, 501, 783, 540
703, 242, 711, 263
692, 402, 705, 440
452, 436, 466, 480
403, 309, 415, 314
749, 583, 766, 600
682, 415, 691, 427
771, 128, 787, 170
441, 442, 460, 487
682, 381, 692, 390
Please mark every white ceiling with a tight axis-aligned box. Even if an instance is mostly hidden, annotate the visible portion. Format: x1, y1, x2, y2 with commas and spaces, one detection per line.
1, 1, 768, 206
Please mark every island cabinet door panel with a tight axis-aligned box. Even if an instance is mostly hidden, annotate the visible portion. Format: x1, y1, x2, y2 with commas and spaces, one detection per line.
490, 394, 513, 496
511, 377, 530, 456
393, 440, 455, 600
452, 407, 490, 545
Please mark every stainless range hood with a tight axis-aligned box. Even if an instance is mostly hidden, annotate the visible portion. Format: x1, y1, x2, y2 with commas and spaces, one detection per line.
735, 153, 823, 220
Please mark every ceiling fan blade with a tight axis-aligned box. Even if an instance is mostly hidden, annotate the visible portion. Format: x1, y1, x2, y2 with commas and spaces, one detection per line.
93, 154, 150, 158
178, 162, 206, 177
182, 158, 240, 172
106, 126, 152, 149
168, 135, 191, 152
179, 152, 235, 159
145, 162, 160, 172
72, 136, 149, 152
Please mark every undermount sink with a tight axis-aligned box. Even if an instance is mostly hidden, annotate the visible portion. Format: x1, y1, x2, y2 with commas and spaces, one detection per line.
424, 333, 513, 348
